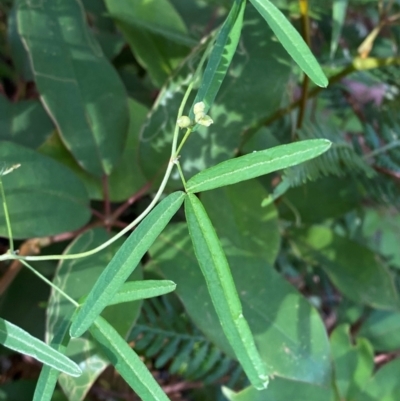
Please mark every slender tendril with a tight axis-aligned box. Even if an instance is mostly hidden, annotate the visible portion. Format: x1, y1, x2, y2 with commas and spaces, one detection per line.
0, 38, 215, 263
19, 259, 79, 307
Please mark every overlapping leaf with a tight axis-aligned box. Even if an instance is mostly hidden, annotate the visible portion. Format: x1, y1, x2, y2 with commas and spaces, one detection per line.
139, 6, 292, 188
45, 228, 142, 401
16, 0, 129, 176
294, 226, 400, 310
105, 0, 191, 87
0, 317, 81, 377
185, 193, 269, 390
70, 191, 185, 338
0, 141, 90, 238
0, 96, 54, 148
150, 184, 331, 385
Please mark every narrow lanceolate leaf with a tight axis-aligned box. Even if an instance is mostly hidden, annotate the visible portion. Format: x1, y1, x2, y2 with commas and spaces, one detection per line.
90, 317, 170, 401
249, 0, 328, 87
109, 280, 177, 305
33, 317, 71, 401
16, 0, 129, 176
331, 0, 348, 58
70, 191, 185, 338
186, 139, 331, 193
0, 317, 81, 377
191, 0, 246, 117
185, 194, 269, 390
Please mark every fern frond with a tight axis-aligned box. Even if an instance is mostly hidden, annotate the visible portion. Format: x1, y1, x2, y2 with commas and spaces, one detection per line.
129, 295, 245, 386
282, 120, 376, 187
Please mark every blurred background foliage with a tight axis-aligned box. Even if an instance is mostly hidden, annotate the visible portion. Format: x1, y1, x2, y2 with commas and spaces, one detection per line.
0, 0, 400, 400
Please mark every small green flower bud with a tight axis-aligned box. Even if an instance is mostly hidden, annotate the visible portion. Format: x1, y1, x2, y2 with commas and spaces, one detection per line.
193, 101, 205, 115
177, 115, 192, 128
194, 111, 205, 123
196, 114, 213, 127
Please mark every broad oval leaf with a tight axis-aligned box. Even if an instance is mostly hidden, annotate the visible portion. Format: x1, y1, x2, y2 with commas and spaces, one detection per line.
16, 0, 129, 176
249, 0, 328, 87
223, 376, 332, 401
186, 139, 331, 193
293, 226, 400, 310
0, 96, 54, 148
0, 317, 81, 377
0, 141, 90, 238
358, 310, 400, 352
90, 317, 171, 401
70, 191, 186, 338
38, 99, 148, 202
185, 194, 269, 390
201, 180, 280, 264
105, 0, 191, 87
361, 358, 400, 401
330, 324, 374, 401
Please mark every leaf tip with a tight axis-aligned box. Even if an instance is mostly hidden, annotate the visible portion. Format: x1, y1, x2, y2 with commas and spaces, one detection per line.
317, 75, 329, 88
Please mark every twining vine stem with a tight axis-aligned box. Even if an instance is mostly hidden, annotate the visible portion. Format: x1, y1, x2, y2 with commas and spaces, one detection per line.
0, 36, 214, 264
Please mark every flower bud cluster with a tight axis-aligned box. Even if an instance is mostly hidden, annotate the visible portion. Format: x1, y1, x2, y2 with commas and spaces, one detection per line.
177, 101, 213, 129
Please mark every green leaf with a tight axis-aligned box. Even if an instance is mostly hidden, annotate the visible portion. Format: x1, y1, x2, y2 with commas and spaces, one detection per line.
279, 176, 363, 224
90, 316, 170, 401
7, 5, 32, 81
190, 0, 246, 117
33, 317, 71, 401
361, 358, 400, 401
293, 226, 400, 310
361, 208, 400, 270
0, 317, 81, 377
330, 0, 348, 58
185, 194, 268, 390
70, 191, 185, 338
0, 380, 37, 401
16, 0, 129, 176
0, 96, 54, 149
222, 376, 333, 401
358, 310, 400, 352
109, 13, 196, 47
151, 223, 331, 385
47, 228, 142, 401
249, 0, 328, 87
201, 179, 280, 264
109, 280, 176, 305
330, 324, 374, 400
105, 0, 190, 87
139, 7, 292, 188
186, 139, 331, 193
0, 141, 90, 238
38, 98, 148, 202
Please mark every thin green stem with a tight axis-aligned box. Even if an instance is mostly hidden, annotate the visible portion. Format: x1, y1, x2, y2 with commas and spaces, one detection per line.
0, 32, 215, 264
0, 178, 14, 254
175, 127, 193, 157
282, 198, 301, 227
296, 0, 310, 130
19, 259, 79, 307
1, 72, 197, 263
175, 161, 187, 189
